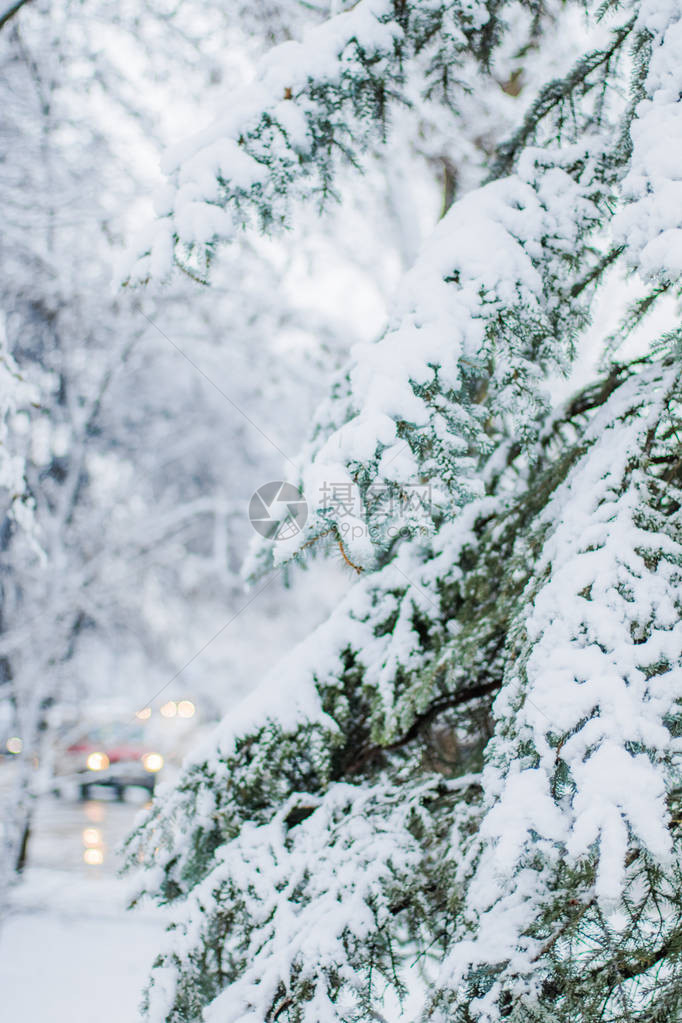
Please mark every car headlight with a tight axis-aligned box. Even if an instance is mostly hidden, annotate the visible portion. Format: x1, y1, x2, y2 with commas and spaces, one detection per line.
86, 751, 109, 771
142, 752, 163, 773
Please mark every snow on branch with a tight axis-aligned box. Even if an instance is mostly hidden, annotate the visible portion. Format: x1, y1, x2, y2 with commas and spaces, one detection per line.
0, 316, 37, 534
122, 0, 520, 285
440, 362, 682, 1018
123, 0, 400, 283
148, 778, 430, 1023
614, 0, 682, 281
270, 144, 608, 567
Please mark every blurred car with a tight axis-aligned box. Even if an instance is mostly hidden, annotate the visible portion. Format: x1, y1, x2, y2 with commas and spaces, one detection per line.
53, 721, 164, 801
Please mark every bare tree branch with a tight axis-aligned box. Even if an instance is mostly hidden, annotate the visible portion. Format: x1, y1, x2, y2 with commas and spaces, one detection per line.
0, 0, 32, 33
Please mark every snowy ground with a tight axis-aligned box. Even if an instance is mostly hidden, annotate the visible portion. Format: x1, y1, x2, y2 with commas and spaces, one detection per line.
0, 795, 166, 1022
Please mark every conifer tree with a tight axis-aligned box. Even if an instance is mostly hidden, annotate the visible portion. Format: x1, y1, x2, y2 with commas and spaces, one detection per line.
126, 0, 682, 1020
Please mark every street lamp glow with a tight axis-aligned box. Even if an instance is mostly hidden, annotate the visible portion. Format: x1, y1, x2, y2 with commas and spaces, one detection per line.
177, 700, 195, 718
136, 707, 152, 720
160, 701, 177, 718
6, 736, 22, 754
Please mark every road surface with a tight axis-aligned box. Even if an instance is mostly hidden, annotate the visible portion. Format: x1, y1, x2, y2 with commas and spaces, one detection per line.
0, 791, 167, 1023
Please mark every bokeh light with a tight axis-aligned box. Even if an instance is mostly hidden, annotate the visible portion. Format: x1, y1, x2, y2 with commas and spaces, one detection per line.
82, 827, 102, 847
83, 848, 104, 866
142, 752, 164, 773
86, 751, 109, 771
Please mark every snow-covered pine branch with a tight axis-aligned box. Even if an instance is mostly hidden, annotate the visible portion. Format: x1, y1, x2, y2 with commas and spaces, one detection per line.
125, 355, 682, 1021
123, 0, 569, 285
613, 0, 682, 283
158, 0, 640, 572
437, 359, 682, 1021
124, 0, 682, 1020
286, 144, 610, 567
